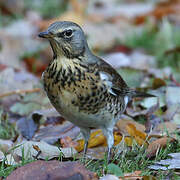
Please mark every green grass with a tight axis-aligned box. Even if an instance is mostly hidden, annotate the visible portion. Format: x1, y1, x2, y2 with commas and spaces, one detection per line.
0, 133, 180, 179
0, 145, 35, 178
0, 110, 16, 139
85, 140, 180, 179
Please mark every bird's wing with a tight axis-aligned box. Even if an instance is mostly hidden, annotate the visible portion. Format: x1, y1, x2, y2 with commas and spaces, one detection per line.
93, 57, 130, 97
92, 56, 155, 98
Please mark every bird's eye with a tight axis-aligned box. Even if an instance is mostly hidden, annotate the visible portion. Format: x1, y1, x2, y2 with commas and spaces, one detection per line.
64, 29, 73, 37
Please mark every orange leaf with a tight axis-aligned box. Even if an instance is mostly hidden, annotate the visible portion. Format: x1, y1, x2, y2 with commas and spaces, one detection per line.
60, 136, 79, 149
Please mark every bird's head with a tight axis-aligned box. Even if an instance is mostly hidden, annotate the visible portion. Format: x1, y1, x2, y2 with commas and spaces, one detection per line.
38, 21, 88, 59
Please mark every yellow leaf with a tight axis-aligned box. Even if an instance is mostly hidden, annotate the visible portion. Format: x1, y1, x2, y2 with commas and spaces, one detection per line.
75, 130, 106, 152
126, 123, 147, 146
75, 130, 123, 152
114, 132, 122, 145
74, 139, 84, 152
102, 131, 122, 146
88, 130, 106, 148
116, 118, 145, 136
124, 137, 133, 146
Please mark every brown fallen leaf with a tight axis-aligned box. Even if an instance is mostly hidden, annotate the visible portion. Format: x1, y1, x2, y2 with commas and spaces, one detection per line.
60, 136, 79, 149
120, 171, 142, 180
120, 171, 156, 180
146, 137, 176, 158
152, 122, 178, 135
6, 160, 98, 180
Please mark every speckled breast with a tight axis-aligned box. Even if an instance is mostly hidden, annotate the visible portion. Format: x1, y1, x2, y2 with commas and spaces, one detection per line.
42, 59, 126, 127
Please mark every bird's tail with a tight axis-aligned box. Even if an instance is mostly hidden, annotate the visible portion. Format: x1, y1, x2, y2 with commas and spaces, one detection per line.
129, 89, 155, 98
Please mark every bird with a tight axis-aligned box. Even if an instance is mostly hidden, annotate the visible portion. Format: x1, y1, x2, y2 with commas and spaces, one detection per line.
38, 21, 154, 162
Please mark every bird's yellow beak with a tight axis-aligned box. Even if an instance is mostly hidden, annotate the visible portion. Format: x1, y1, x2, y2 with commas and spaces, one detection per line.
38, 31, 53, 38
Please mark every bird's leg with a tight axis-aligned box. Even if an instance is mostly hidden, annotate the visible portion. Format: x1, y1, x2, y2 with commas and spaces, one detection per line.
83, 140, 89, 159
80, 127, 90, 163
102, 128, 114, 163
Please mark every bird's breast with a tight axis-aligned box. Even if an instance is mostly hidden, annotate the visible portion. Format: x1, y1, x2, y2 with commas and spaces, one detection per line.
42, 58, 126, 127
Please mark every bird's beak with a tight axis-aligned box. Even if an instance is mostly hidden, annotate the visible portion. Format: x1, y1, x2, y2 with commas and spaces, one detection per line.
38, 31, 53, 38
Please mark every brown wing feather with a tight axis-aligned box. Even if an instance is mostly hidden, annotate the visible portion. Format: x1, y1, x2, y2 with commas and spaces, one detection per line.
90, 56, 155, 98
92, 56, 130, 96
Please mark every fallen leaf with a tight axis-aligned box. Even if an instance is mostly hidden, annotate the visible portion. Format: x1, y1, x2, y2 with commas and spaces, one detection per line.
34, 121, 80, 144
13, 141, 77, 160
75, 129, 106, 152
119, 170, 156, 180
6, 161, 98, 180
16, 113, 41, 140
163, 104, 180, 121
120, 171, 142, 180
146, 137, 176, 158
100, 174, 119, 180
141, 97, 159, 109
5, 154, 18, 166
149, 153, 180, 170
75, 130, 122, 152
166, 86, 180, 107
79, 146, 106, 160
126, 123, 146, 140
74, 127, 144, 155
153, 122, 178, 135
126, 123, 147, 146
116, 116, 146, 136
60, 136, 79, 150
0, 139, 13, 152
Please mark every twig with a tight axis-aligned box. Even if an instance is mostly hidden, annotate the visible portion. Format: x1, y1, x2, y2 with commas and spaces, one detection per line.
0, 88, 41, 98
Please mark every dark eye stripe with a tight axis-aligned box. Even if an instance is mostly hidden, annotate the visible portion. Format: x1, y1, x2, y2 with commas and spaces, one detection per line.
57, 32, 63, 37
